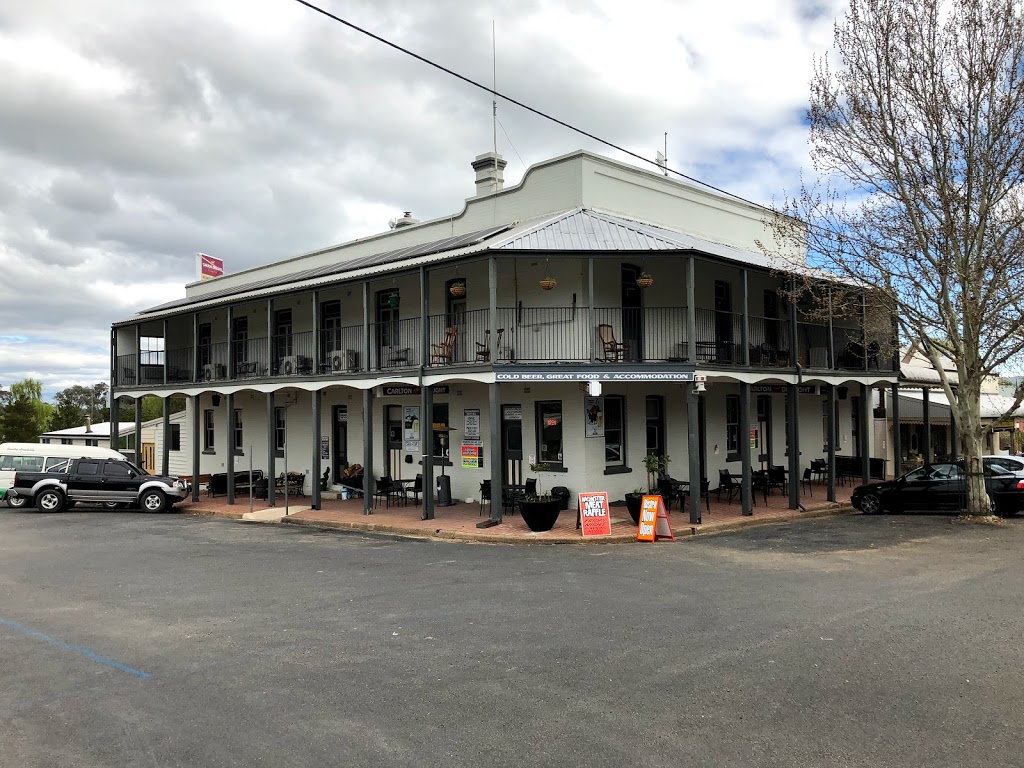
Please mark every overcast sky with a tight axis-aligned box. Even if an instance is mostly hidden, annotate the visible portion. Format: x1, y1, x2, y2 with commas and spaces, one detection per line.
0, 0, 844, 401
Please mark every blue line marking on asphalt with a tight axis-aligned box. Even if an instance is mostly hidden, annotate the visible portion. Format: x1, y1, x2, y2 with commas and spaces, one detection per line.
0, 615, 151, 679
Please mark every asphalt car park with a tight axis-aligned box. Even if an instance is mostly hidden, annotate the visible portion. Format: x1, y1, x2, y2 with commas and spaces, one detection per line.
2, 509, 1023, 767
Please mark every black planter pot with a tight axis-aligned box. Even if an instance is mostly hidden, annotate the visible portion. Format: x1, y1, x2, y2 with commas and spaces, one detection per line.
518, 499, 562, 532
625, 494, 644, 525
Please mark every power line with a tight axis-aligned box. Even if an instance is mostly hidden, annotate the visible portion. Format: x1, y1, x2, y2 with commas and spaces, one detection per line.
289, 0, 769, 211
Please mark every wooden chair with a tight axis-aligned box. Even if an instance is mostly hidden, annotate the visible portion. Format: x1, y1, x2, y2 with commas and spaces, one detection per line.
431, 326, 458, 365
597, 324, 629, 362
476, 328, 504, 362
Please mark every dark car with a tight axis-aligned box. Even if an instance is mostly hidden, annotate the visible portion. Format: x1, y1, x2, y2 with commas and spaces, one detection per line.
851, 460, 1024, 516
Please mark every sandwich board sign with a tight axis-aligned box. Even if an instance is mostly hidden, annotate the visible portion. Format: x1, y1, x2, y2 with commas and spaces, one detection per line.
578, 491, 612, 537
636, 494, 674, 542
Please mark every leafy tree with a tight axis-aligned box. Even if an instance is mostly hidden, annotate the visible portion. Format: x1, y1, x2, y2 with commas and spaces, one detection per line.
1, 378, 48, 442
764, 0, 1024, 517
50, 384, 109, 431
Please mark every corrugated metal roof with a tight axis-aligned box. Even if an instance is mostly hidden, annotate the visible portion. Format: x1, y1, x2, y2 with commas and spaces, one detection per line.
897, 390, 1023, 420
139, 223, 513, 316
495, 209, 776, 267
122, 208, 794, 325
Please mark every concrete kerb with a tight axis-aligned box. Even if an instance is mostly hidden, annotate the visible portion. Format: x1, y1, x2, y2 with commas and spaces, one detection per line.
180, 502, 860, 545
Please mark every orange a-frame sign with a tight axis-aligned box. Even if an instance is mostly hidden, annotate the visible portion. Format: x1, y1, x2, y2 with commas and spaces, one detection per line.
578, 491, 612, 537
636, 494, 674, 542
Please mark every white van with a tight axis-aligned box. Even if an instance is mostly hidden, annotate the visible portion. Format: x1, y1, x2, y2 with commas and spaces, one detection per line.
0, 443, 125, 508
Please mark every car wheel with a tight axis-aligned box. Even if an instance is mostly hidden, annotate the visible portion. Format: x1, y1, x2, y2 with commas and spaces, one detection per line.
860, 492, 883, 515
6, 495, 29, 509
139, 490, 167, 513
36, 488, 66, 513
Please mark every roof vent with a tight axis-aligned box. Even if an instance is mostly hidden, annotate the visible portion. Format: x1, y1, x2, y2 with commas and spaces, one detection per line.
390, 211, 420, 229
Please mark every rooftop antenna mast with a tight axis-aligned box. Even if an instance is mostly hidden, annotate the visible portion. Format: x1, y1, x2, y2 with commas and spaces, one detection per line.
492, 20, 497, 164
656, 132, 668, 177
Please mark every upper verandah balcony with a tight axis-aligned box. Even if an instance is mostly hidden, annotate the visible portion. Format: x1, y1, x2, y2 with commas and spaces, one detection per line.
114, 303, 895, 389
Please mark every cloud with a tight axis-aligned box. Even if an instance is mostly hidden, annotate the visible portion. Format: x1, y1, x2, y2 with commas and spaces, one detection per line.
0, 0, 841, 399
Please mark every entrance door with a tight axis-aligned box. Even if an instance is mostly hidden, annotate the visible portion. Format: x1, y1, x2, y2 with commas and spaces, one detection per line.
621, 264, 643, 363
141, 442, 156, 473
501, 404, 523, 487
445, 279, 468, 363
714, 281, 734, 362
757, 395, 772, 469
332, 406, 348, 480
385, 405, 403, 480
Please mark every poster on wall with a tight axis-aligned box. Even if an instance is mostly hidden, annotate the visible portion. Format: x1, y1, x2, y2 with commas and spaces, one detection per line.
403, 406, 420, 453
584, 396, 604, 438
464, 408, 481, 445
461, 445, 480, 469
320, 436, 329, 460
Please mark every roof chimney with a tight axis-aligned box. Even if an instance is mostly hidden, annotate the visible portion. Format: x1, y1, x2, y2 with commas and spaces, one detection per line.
391, 211, 420, 229
85, 416, 92, 433
472, 152, 507, 197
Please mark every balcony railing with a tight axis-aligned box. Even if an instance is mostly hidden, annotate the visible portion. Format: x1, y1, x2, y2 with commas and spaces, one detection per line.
115, 306, 895, 388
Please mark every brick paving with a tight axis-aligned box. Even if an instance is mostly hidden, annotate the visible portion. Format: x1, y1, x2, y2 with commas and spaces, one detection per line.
179, 483, 857, 543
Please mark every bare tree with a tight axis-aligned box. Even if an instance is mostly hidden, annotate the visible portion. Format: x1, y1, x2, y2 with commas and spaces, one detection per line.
763, 0, 1024, 516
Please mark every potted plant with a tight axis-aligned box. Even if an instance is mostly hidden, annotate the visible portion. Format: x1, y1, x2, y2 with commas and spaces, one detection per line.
449, 281, 466, 297
539, 275, 557, 291
642, 454, 670, 493
636, 272, 654, 288
387, 292, 400, 308
520, 462, 562, 531
625, 487, 646, 525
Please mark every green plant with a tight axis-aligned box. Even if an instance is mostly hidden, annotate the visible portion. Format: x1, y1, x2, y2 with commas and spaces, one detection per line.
628, 487, 646, 496
529, 462, 552, 496
642, 454, 670, 491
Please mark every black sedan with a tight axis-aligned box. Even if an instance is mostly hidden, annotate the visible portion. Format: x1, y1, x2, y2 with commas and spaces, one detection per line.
851, 461, 1024, 516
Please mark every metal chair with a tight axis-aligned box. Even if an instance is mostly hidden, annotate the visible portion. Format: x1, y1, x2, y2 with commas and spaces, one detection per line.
373, 476, 394, 507
479, 479, 491, 516
716, 468, 740, 503
657, 477, 681, 512
769, 465, 788, 494
801, 468, 813, 496
597, 324, 629, 362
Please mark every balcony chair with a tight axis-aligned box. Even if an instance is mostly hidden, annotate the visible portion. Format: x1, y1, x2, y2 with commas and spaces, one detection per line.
716, 468, 740, 503
597, 324, 629, 362
430, 326, 459, 365
386, 347, 412, 367
475, 328, 504, 362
